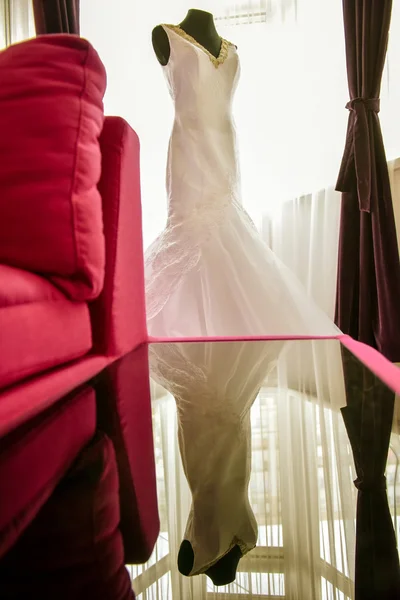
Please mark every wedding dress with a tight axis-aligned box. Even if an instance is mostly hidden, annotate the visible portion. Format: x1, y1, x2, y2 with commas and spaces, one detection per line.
149, 338, 346, 581
145, 24, 340, 338
146, 21, 341, 583
149, 340, 285, 577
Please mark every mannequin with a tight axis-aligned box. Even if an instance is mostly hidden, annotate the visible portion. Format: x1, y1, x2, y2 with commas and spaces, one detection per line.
152, 9, 223, 66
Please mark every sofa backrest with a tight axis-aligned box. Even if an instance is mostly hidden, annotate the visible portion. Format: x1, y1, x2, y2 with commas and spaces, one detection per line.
0, 34, 107, 302
90, 117, 147, 356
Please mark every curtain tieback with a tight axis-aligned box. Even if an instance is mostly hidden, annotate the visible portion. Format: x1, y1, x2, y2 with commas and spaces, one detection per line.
336, 97, 381, 212
354, 475, 387, 492
346, 97, 380, 113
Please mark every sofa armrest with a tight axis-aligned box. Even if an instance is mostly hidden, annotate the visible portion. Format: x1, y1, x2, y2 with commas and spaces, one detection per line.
90, 117, 146, 356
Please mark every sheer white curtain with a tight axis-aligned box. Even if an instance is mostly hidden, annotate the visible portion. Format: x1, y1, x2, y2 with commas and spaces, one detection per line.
388, 158, 400, 254
0, 0, 35, 49
264, 187, 341, 319
388, 395, 400, 545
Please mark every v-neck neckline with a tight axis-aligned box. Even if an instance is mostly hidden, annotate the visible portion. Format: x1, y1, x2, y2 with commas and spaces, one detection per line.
163, 24, 231, 68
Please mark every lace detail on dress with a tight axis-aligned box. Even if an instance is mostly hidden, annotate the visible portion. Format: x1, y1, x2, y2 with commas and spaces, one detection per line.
145, 195, 261, 322
145, 222, 202, 321
164, 24, 233, 68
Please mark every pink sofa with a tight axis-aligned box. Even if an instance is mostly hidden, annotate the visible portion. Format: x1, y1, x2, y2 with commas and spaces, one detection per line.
0, 34, 159, 573
0, 428, 138, 599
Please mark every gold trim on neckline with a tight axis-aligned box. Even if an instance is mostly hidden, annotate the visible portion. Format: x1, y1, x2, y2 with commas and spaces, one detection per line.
163, 24, 231, 68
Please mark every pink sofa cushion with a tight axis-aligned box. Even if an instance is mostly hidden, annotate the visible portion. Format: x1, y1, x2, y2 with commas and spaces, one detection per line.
0, 433, 134, 599
0, 265, 92, 389
90, 117, 146, 356
0, 386, 96, 559
0, 34, 106, 301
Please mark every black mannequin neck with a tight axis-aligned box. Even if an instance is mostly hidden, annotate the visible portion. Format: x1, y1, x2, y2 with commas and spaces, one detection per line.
180, 9, 216, 31
179, 9, 221, 57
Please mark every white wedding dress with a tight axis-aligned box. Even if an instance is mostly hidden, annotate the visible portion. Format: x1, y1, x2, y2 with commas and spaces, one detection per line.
146, 24, 341, 579
145, 24, 340, 338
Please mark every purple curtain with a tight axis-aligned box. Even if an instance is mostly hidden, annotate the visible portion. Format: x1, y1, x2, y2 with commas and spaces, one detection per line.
335, 0, 400, 362
33, 0, 80, 35
340, 346, 400, 599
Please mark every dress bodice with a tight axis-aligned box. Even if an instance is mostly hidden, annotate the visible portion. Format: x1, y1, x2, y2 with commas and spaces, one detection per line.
158, 24, 242, 229
161, 24, 240, 131
145, 24, 341, 341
